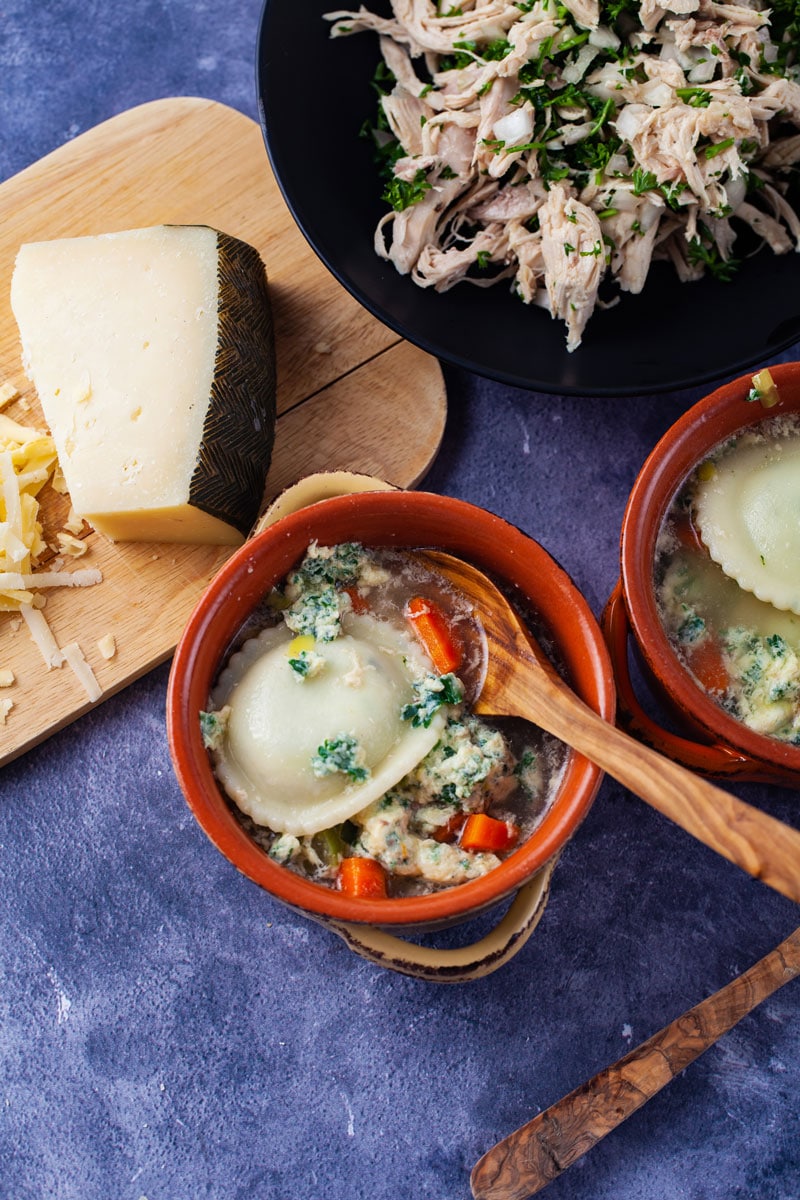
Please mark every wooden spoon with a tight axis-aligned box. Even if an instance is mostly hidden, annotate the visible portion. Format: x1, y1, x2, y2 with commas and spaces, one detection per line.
415, 551, 800, 904
470, 924, 800, 1199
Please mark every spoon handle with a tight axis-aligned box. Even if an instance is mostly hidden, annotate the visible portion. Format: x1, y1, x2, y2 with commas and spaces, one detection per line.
508, 666, 800, 904
471, 926, 800, 1200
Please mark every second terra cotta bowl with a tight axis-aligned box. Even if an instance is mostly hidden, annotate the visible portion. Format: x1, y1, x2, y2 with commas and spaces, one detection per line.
166, 490, 615, 977
604, 361, 800, 786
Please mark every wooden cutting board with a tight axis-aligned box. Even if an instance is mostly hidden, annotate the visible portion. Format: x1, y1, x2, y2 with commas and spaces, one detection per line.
0, 97, 447, 764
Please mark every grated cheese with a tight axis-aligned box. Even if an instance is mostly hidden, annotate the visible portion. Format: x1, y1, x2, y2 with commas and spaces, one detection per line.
0, 568, 101, 590
63, 507, 85, 535
0, 385, 104, 706
61, 642, 102, 703
21, 605, 63, 668
56, 532, 88, 557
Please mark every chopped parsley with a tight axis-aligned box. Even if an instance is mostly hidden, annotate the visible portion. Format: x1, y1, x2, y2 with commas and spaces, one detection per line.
687, 225, 741, 281
703, 138, 735, 160
676, 86, 713, 107
632, 167, 658, 196
383, 167, 433, 212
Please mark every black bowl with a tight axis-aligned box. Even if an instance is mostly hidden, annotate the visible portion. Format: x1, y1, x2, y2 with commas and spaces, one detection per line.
257, 0, 800, 396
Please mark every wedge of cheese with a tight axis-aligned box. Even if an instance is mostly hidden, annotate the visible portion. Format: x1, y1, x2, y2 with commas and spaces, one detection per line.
10, 224, 276, 545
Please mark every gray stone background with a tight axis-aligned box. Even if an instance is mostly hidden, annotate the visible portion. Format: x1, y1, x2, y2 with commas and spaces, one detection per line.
1, 3, 798, 1199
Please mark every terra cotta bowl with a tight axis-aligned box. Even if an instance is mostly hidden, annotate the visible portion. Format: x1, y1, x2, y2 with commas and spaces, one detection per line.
604, 361, 800, 786
167, 490, 615, 978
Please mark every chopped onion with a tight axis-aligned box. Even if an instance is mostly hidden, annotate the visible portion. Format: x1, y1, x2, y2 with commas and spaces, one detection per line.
642, 80, 674, 107
615, 103, 648, 140
589, 25, 620, 51
493, 104, 534, 147
688, 57, 717, 83
561, 44, 599, 84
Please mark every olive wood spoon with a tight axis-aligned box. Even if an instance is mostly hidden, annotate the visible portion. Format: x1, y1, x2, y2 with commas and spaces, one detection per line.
470, 925, 800, 1200
416, 551, 800, 904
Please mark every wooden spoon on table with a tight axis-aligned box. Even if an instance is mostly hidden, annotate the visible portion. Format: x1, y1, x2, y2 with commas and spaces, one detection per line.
470, 924, 800, 1200
415, 551, 800, 904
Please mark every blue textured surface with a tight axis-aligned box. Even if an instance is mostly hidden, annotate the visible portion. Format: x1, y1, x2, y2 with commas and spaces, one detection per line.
1, 4, 799, 1199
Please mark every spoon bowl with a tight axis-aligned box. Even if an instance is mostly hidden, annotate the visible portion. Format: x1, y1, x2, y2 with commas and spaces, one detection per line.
416, 550, 800, 905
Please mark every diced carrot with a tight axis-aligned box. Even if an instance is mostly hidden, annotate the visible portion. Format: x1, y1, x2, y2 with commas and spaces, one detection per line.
431, 813, 467, 843
342, 585, 370, 614
406, 595, 462, 674
688, 636, 729, 694
460, 813, 520, 854
337, 856, 388, 898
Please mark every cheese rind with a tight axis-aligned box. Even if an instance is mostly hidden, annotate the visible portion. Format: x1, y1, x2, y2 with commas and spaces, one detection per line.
11, 225, 276, 545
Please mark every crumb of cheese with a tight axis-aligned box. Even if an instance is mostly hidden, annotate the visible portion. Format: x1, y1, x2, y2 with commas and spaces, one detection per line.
57, 531, 88, 557
0, 698, 13, 724
0, 668, 15, 687
97, 634, 116, 661
50, 464, 68, 494
0, 382, 19, 410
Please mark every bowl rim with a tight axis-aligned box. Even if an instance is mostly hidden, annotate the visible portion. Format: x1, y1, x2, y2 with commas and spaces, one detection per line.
619, 360, 800, 773
167, 490, 615, 926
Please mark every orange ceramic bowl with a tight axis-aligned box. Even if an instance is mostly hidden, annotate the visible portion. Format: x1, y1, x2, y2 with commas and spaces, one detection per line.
167, 490, 614, 931
604, 361, 800, 786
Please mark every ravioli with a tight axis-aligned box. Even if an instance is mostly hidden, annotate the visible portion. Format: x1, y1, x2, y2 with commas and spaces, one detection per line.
695, 436, 800, 616
210, 612, 446, 836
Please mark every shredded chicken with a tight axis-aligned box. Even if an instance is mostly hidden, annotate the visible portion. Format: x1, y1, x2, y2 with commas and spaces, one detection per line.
326, 0, 800, 349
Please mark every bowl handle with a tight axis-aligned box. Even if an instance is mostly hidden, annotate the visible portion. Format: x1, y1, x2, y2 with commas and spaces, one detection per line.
323, 858, 557, 983
601, 580, 750, 778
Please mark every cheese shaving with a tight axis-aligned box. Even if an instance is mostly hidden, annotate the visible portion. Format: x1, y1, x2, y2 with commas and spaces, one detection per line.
0, 568, 102, 590
21, 605, 63, 668
61, 642, 102, 703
